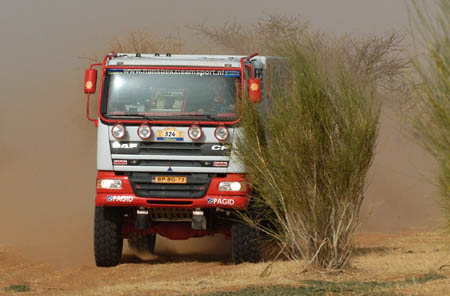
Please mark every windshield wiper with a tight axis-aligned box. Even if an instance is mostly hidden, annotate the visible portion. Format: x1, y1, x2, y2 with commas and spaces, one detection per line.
106, 113, 232, 121
170, 114, 221, 121
106, 114, 147, 119
202, 114, 221, 121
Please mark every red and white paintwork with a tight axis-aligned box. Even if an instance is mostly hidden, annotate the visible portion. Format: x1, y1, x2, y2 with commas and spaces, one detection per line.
85, 53, 264, 241
96, 171, 250, 209
97, 171, 250, 240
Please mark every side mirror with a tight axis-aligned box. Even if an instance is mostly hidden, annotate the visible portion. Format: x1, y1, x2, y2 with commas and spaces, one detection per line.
84, 68, 97, 94
248, 78, 262, 103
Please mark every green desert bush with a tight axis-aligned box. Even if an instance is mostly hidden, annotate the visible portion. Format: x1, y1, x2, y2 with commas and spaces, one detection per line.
191, 16, 407, 93
409, 1, 450, 227
235, 39, 380, 270
193, 17, 408, 270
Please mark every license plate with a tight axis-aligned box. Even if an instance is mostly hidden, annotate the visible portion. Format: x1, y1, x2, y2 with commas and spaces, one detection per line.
152, 176, 187, 184
156, 128, 184, 141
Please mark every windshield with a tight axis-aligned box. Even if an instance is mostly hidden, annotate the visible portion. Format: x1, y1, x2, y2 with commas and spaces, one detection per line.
102, 69, 241, 121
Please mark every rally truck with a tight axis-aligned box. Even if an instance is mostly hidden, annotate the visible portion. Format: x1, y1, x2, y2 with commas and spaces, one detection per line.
84, 52, 283, 267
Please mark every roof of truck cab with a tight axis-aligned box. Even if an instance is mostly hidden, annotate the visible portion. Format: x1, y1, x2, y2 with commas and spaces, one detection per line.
107, 54, 248, 68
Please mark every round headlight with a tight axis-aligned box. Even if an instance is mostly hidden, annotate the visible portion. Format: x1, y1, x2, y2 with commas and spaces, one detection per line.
137, 124, 152, 139
214, 126, 229, 141
188, 125, 202, 140
230, 182, 242, 191
111, 124, 126, 139
218, 181, 245, 192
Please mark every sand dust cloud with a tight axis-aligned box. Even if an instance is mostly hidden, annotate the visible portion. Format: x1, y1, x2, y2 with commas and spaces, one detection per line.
0, 0, 440, 265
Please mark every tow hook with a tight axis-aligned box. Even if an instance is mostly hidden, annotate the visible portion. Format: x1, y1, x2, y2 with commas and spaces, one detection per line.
192, 208, 206, 230
135, 207, 150, 230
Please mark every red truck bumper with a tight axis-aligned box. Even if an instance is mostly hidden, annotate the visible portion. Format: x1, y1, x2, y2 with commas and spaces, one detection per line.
95, 171, 250, 209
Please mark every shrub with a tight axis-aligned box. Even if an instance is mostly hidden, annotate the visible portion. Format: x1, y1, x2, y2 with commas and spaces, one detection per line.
193, 17, 406, 270
409, 0, 450, 227
235, 38, 380, 270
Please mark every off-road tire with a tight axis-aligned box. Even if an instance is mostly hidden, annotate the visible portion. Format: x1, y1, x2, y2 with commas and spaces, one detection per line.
128, 233, 156, 254
94, 206, 123, 267
231, 222, 261, 263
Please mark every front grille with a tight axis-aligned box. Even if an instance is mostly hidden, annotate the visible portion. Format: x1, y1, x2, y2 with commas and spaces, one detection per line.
116, 159, 227, 167
149, 208, 192, 221
139, 160, 201, 167
129, 172, 212, 198
140, 142, 203, 155
146, 200, 192, 205
111, 142, 230, 156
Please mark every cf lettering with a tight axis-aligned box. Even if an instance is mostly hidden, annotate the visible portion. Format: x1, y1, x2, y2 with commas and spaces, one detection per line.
212, 145, 228, 151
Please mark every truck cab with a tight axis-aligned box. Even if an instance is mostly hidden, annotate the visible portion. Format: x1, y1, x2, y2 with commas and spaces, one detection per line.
84, 52, 269, 267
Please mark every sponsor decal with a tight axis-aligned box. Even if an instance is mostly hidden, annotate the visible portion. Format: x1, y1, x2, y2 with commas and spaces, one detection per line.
167, 161, 173, 172
193, 210, 204, 216
111, 142, 138, 149
213, 161, 228, 167
211, 145, 228, 151
137, 209, 149, 215
110, 142, 139, 154
106, 195, 134, 203
254, 68, 263, 78
250, 83, 259, 91
224, 70, 241, 77
111, 69, 226, 76
156, 127, 184, 141
113, 159, 128, 165
207, 198, 235, 206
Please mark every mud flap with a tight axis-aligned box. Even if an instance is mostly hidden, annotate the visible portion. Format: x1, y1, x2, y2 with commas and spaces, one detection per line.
192, 209, 206, 230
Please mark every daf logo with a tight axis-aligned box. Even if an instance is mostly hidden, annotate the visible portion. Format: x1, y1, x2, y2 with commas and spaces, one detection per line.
112, 142, 138, 149
211, 145, 229, 151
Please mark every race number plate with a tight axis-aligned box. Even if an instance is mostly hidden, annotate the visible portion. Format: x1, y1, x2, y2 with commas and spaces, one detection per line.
156, 127, 184, 141
152, 176, 187, 184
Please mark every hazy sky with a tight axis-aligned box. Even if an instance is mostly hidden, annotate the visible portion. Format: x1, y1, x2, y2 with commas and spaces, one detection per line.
0, 0, 410, 73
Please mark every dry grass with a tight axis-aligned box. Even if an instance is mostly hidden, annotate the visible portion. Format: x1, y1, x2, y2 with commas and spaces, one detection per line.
93, 233, 449, 296
2, 232, 441, 296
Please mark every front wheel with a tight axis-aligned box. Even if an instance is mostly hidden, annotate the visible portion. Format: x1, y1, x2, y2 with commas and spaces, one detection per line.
128, 233, 156, 254
94, 206, 123, 267
231, 222, 261, 264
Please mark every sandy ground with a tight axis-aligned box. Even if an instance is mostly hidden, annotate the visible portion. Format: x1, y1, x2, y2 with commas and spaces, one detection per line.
1, 232, 450, 296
